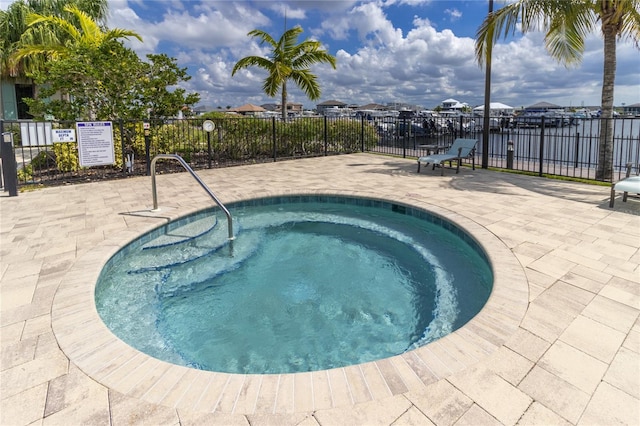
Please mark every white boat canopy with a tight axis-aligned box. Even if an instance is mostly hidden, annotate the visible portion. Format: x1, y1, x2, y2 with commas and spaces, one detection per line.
473, 102, 514, 113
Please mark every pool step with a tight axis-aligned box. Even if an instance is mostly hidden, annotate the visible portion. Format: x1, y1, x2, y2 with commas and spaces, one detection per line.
142, 215, 218, 250
156, 229, 264, 297
126, 214, 235, 273
128, 211, 380, 278
152, 212, 383, 297
129, 211, 404, 293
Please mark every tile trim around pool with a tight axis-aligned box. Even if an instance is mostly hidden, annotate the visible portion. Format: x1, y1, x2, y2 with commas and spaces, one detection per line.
51, 189, 529, 415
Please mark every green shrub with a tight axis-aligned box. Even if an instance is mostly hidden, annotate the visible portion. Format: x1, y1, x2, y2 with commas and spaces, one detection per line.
153, 123, 180, 153
52, 143, 80, 172
17, 164, 33, 182
114, 121, 145, 163
113, 116, 374, 163
30, 150, 54, 169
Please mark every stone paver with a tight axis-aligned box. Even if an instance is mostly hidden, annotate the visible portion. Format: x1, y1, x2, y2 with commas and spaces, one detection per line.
1, 154, 639, 425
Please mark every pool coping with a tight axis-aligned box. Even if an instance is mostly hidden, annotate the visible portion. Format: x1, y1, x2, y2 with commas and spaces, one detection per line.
51, 189, 529, 415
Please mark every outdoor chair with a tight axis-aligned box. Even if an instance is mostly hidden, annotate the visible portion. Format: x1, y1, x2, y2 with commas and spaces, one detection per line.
609, 163, 640, 207
417, 138, 477, 175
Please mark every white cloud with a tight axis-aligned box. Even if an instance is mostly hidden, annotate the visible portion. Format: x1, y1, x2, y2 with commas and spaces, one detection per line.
444, 8, 462, 21
104, 0, 639, 110
109, 0, 268, 53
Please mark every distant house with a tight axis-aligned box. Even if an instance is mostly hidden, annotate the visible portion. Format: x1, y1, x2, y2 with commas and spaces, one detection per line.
357, 103, 386, 111
316, 100, 347, 115
285, 102, 303, 116
441, 98, 468, 111
260, 102, 303, 116
622, 103, 640, 116
524, 101, 564, 112
192, 105, 210, 116
230, 103, 266, 116
385, 102, 420, 112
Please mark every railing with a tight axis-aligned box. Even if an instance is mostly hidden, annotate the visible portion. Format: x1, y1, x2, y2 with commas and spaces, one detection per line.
1, 115, 638, 187
151, 154, 234, 240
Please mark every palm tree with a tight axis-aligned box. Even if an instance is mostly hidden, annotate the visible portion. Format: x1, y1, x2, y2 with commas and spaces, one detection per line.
232, 25, 337, 121
475, 0, 640, 181
11, 5, 141, 67
0, 0, 108, 78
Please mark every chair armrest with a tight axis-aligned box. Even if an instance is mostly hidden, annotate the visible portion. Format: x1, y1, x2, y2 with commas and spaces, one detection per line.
625, 162, 633, 178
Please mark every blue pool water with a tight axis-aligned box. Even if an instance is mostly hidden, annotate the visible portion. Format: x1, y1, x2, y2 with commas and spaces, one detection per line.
95, 196, 492, 374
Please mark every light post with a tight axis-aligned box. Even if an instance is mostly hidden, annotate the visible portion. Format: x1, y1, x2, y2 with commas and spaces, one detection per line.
482, 0, 494, 169
203, 120, 215, 169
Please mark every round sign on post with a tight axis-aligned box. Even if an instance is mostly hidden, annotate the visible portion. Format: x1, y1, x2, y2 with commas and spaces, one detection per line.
203, 120, 215, 168
203, 120, 215, 132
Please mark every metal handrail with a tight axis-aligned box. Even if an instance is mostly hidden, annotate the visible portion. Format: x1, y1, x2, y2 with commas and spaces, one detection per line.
151, 154, 234, 240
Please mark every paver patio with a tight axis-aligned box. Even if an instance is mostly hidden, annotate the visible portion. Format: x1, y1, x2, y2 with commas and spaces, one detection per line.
1, 153, 638, 425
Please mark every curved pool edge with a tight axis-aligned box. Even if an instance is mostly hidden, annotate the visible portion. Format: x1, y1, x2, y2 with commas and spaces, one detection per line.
51, 190, 529, 415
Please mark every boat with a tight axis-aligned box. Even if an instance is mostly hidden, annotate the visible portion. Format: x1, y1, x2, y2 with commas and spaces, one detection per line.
515, 111, 570, 127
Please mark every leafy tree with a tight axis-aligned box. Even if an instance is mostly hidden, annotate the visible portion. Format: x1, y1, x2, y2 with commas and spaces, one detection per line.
142, 54, 200, 119
0, 0, 108, 78
15, 5, 198, 121
26, 42, 200, 121
475, 0, 640, 181
232, 25, 337, 121
25, 41, 145, 120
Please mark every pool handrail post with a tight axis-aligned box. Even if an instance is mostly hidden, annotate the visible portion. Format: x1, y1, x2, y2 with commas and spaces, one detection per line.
151, 154, 234, 240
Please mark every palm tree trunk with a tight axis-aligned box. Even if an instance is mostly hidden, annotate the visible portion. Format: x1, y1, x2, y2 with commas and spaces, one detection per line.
595, 21, 618, 181
281, 81, 287, 121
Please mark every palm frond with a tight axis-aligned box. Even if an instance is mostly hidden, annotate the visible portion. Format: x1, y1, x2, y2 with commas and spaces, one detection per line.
1, 0, 110, 78
475, 0, 605, 66
12, 43, 68, 64
290, 69, 321, 100
248, 29, 277, 48
231, 55, 274, 76
613, 0, 640, 47
104, 28, 143, 44
26, 11, 82, 41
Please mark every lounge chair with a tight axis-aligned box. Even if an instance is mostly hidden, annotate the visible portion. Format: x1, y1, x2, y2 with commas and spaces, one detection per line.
609, 163, 640, 207
417, 138, 477, 175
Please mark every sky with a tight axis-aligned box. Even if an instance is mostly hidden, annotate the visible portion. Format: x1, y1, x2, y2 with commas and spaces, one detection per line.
3, 0, 639, 110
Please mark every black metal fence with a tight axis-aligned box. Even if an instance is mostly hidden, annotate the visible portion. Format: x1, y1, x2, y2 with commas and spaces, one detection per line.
1, 115, 638, 189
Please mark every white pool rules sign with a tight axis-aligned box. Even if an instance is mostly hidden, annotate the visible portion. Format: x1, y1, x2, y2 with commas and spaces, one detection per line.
76, 121, 115, 167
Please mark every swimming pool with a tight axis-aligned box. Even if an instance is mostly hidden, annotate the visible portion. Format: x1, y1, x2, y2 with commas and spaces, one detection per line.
95, 195, 493, 374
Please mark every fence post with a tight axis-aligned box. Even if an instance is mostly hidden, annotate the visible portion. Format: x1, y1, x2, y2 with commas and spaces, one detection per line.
402, 118, 407, 158
538, 116, 545, 176
361, 116, 365, 152
324, 116, 328, 155
271, 116, 277, 161
118, 120, 127, 172
574, 132, 580, 168
207, 130, 212, 169
1, 129, 18, 196
144, 121, 151, 175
